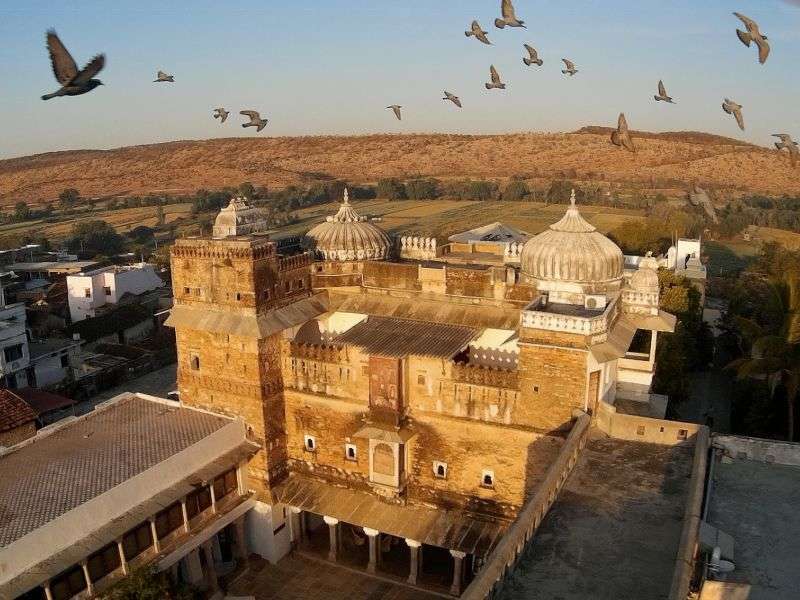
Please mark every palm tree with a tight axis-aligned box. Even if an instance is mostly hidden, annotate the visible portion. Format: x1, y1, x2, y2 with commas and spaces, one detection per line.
728, 276, 800, 441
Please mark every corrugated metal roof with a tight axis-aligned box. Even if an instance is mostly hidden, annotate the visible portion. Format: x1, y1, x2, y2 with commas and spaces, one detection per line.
276, 475, 507, 557
333, 315, 478, 358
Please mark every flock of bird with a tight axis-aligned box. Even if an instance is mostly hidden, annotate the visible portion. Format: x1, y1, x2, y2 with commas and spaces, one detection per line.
37, 2, 799, 166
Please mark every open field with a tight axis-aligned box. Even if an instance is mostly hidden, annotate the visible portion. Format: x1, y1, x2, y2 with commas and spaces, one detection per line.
1, 131, 798, 206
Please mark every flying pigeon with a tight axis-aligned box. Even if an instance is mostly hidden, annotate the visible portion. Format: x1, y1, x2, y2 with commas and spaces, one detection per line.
610, 113, 636, 153
212, 108, 229, 123
41, 30, 105, 100
495, 0, 526, 28
465, 20, 491, 45
734, 13, 770, 64
561, 58, 578, 76
523, 44, 543, 67
443, 91, 462, 108
153, 70, 174, 83
240, 110, 268, 132
485, 65, 506, 90
773, 134, 799, 166
722, 98, 745, 131
387, 105, 402, 120
654, 80, 675, 103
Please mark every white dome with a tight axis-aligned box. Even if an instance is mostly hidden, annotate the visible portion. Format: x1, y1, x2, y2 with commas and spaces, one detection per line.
213, 197, 268, 238
630, 255, 660, 291
303, 189, 391, 261
520, 191, 624, 287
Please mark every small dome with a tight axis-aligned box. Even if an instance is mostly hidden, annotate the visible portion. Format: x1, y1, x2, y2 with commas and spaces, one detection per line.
213, 197, 268, 238
304, 189, 391, 261
630, 255, 660, 291
520, 191, 624, 285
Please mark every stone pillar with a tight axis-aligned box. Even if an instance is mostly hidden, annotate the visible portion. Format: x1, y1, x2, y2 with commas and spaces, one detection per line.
116, 538, 129, 575
210, 483, 217, 514
450, 550, 466, 596
405, 539, 421, 585
81, 561, 94, 595
364, 527, 380, 574
289, 507, 302, 547
233, 515, 250, 568
181, 498, 190, 533
43, 582, 54, 600
184, 548, 204, 586
149, 518, 161, 553
201, 540, 219, 592
323, 516, 339, 562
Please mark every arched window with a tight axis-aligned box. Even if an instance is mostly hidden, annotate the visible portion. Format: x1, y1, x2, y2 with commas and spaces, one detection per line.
372, 443, 395, 476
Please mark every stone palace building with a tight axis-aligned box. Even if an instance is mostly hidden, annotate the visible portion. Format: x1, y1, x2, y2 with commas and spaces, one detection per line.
5, 190, 750, 600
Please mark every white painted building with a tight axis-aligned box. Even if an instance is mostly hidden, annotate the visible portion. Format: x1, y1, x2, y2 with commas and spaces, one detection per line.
66, 263, 164, 322
0, 290, 30, 389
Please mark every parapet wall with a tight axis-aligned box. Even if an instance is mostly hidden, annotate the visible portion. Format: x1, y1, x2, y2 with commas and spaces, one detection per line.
461, 413, 591, 600
398, 236, 438, 260
595, 400, 700, 446
713, 434, 800, 466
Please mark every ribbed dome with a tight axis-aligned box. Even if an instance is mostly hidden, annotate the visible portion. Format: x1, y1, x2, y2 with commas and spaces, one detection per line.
630, 255, 660, 291
521, 191, 624, 284
304, 189, 391, 261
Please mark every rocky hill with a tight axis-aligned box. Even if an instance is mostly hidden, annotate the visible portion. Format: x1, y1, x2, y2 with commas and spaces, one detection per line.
1, 130, 796, 205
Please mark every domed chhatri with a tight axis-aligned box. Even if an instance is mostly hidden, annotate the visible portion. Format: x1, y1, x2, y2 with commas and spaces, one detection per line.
630, 253, 660, 292
212, 196, 269, 238
304, 189, 392, 261
520, 190, 624, 293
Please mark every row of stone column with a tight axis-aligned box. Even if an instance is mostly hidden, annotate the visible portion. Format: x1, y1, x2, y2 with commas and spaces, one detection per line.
289, 507, 467, 596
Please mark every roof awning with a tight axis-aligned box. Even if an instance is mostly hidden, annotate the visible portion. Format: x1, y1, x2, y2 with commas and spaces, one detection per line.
276, 475, 507, 557
591, 311, 676, 363
624, 310, 677, 333
165, 292, 328, 338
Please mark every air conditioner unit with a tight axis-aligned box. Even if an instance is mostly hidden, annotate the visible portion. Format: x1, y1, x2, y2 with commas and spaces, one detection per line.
584, 294, 607, 310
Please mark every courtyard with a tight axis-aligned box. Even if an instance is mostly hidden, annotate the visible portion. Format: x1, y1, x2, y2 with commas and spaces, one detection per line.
227, 553, 443, 600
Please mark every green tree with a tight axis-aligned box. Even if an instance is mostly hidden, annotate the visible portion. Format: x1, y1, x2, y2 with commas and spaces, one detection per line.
68, 220, 125, 257
465, 180, 497, 201
376, 178, 406, 200
405, 179, 440, 200
13, 201, 30, 222
238, 181, 256, 199
502, 180, 529, 201
727, 276, 800, 441
59, 188, 80, 208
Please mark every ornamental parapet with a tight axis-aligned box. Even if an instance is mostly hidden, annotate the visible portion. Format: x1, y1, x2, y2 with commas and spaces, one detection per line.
290, 341, 346, 363
171, 238, 276, 260
279, 252, 313, 272
521, 296, 618, 335
452, 363, 519, 390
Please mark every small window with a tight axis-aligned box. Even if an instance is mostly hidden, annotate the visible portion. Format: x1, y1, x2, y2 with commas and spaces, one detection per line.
262, 289, 271, 300
677, 429, 688, 440
60, 353, 69, 368
361, 365, 369, 376
235, 292, 241, 301
304, 434, 316, 452
190, 353, 200, 371
184, 287, 191, 295
417, 373, 427, 386
533, 385, 539, 393
84, 288, 91, 298
298, 279, 305, 289
345, 443, 357, 461
433, 461, 447, 479
103, 286, 112, 296
636, 425, 646, 436
194, 288, 201, 297
481, 470, 495, 488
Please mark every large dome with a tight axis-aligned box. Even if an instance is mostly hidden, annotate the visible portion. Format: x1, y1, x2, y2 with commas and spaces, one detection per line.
520, 191, 624, 287
304, 189, 391, 261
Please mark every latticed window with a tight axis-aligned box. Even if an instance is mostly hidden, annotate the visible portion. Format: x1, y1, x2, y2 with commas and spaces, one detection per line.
87, 542, 121, 582
122, 522, 152, 561
213, 468, 238, 500
50, 565, 86, 600
185, 485, 212, 520
155, 501, 183, 538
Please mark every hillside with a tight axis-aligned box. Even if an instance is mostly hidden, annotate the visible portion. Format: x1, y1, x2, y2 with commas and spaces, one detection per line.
1, 130, 797, 205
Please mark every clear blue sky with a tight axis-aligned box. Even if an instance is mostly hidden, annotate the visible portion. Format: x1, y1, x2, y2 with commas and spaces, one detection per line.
1, 0, 798, 159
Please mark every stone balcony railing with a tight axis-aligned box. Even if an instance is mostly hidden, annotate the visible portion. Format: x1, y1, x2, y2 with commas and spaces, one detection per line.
452, 363, 519, 390
521, 295, 619, 336
279, 252, 313, 272
289, 342, 345, 363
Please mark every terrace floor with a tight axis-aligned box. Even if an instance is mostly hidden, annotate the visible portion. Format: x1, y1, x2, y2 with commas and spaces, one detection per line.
499, 432, 694, 600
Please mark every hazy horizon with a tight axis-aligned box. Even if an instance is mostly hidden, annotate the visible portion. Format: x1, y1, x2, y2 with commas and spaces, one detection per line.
2, 0, 798, 160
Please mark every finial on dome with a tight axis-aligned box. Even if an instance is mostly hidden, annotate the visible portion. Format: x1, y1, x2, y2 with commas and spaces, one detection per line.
570, 189, 576, 207
343, 188, 350, 205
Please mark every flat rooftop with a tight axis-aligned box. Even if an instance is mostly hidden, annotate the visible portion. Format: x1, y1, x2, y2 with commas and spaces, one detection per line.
500, 432, 693, 600
0, 394, 231, 547
706, 455, 800, 599
6, 261, 98, 273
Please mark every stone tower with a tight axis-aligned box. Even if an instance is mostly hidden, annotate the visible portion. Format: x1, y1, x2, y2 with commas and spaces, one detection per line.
167, 211, 318, 497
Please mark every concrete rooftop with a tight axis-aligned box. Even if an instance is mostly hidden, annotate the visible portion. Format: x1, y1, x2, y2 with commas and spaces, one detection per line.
499, 432, 693, 600
706, 457, 800, 600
